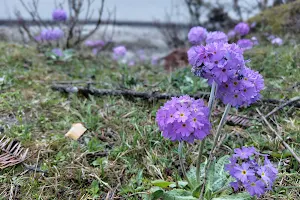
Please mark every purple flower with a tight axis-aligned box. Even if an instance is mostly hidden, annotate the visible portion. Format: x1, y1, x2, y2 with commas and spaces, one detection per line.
245, 177, 266, 197
156, 95, 211, 143
237, 39, 253, 51
225, 146, 278, 197
227, 30, 236, 39
151, 56, 159, 65
40, 28, 64, 41
271, 37, 283, 46
113, 46, 127, 60
137, 49, 146, 62
233, 146, 257, 159
52, 48, 63, 57
189, 42, 244, 85
188, 26, 207, 45
206, 31, 228, 44
217, 67, 264, 107
128, 60, 135, 66
234, 22, 250, 36
251, 36, 259, 45
230, 182, 240, 191
52, 9, 67, 22
85, 40, 105, 48
234, 163, 255, 182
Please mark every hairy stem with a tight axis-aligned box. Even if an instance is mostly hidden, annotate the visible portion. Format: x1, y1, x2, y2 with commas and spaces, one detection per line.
196, 81, 217, 183
178, 141, 192, 187
199, 103, 231, 200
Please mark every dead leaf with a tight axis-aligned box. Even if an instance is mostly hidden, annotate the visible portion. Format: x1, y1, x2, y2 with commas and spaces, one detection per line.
65, 123, 87, 140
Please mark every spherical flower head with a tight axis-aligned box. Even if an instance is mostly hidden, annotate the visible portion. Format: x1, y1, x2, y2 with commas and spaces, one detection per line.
113, 46, 127, 60
52, 48, 63, 57
206, 31, 228, 44
52, 28, 64, 40
52, 9, 67, 22
40, 28, 64, 41
225, 146, 278, 197
156, 95, 211, 143
227, 30, 236, 39
151, 56, 158, 65
217, 66, 264, 107
188, 26, 208, 45
189, 42, 245, 86
237, 39, 253, 51
271, 37, 283, 46
85, 40, 105, 48
128, 60, 135, 66
234, 22, 250, 36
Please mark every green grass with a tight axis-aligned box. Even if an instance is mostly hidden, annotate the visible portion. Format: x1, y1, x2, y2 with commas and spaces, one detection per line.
0, 42, 299, 199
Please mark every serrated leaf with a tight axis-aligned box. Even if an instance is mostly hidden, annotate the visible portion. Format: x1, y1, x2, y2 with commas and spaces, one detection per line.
163, 189, 197, 200
151, 180, 174, 188
212, 192, 252, 200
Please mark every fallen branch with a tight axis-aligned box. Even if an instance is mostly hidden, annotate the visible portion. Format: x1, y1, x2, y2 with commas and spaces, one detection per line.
51, 84, 300, 108
264, 96, 300, 119
51, 84, 210, 100
256, 108, 300, 164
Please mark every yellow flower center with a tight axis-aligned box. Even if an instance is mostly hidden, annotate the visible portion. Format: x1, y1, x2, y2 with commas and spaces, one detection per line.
242, 170, 247, 175
262, 172, 265, 176
251, 182, 256, 186
193, 118, 197, 122
180, 113, 184, 117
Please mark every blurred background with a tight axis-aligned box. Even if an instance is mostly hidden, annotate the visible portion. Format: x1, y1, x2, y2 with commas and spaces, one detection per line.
0, 0, 296, 51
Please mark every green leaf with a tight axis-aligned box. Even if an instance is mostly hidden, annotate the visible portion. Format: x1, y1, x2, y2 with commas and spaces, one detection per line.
163, 189, 198, 200
212, 192, 252, 200
186, 164, 205, 188
151, 180, 174, 188
206, 159, 216, 193
149, 186, 164, 200
169, 181, 189, 188
215, 155, 230, 176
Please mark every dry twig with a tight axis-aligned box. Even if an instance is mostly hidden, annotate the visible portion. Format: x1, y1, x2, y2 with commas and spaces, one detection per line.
0, 136, 28, 169
256, 108, 300, 164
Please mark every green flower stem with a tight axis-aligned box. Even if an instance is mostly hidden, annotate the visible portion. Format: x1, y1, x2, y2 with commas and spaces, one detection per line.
178, 141, 192, 187
199, 103, 231, 200
196, 81, 217, 184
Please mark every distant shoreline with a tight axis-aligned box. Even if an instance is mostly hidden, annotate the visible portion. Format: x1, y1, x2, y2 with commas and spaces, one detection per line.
0, 19, 190, 29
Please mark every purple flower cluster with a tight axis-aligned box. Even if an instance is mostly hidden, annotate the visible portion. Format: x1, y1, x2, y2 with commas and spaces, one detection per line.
234, 22, 250, 36
188, 42, 244, 85
237, 39, 253, 51
113, 46, 127, 60
206, 31, 228, 44
52, 9, 67, 22
188, 42, 264, 107
52, 48, 63, 57
188, 26, 208, 45
85, 40, 105, 48
227, 30, 236, 40
40, 28, 64, 41
217, 67, 264, 107
271, 37, 283, 46
85, 40, 105, 55
225, 147, 278, 197
156, 95, 211, 143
